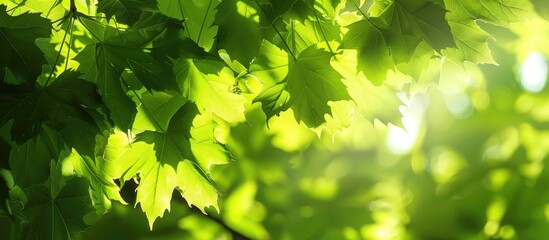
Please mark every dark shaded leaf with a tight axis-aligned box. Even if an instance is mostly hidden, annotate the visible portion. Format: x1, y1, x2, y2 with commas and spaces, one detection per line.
0, 5, 52, 83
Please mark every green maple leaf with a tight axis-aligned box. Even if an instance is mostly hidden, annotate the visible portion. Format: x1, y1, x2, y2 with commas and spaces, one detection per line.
151, 26, 211, 62
158, 0, 219, 50
392, 1, 455, 51
250, 40, 291, 120
173, 58, 247, 123
0, 5, 52, 83
0, 71, 103, 144
367, 0, 455, 63
97, 0, 157, 25
445, 0, 532, 26
314, 0, 340, 18
75, 14, 171, 131
332, 49, 403, 124
215, 0, 265, 66
287, 47, 351, 126
133, 90, 187, 132
285, 19, 340, 55
252, 41, 350, 127
75, 48, 135, 133
22, 178, 93, 240
265, 0, 316, 23
9, 139, 52, 189
59, 148, 126, 212
443, 20, 495, 64
114, 102, 227, 228
443, 0, 531, 64
343, 19, 394, 85
368, 1, 422, 63
58, 115, 109, 157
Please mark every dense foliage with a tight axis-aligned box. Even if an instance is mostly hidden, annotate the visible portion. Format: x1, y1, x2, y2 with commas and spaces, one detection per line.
1, 0, 549, 239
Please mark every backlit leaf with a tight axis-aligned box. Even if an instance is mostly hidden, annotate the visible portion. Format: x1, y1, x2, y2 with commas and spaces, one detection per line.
133, 90, 186, 132
253, 41, 350, 127
158, 0, 218, 50
116, 103, 226, 228
215, 0, 265, 66
97, 0, 157, 25
343, 19, 393, 85
173, 58, 247, 123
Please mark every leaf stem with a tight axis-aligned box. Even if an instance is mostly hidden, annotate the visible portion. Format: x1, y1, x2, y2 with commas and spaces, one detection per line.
272, 24, 297, 61
120, 75, 166, 133
77, 16, 104, 43
69, 0, 77, 13
312, 9, 336, 57
351, 0, 381, 31
186, 204, 252, 240
177, 0, 192, 39
64, 17, 75, 71
6, 1, 25, 13
252, 0, 298, 61
44, 18, 72, 86
113, 18, 125, 44
46, 0, 63, 18
291, 20, 296, 52
196, 0, 213, 44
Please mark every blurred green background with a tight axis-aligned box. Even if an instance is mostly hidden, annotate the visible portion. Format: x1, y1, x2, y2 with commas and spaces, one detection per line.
68, 18, 549, 240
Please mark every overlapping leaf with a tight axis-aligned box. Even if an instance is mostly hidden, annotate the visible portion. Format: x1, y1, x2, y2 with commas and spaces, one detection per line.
0, 5, 52, 83
8, 139, 52, 189
75, 13, 171, 131
443, 0, 532, 63
368, 1, 418, 63
215, 0, 265, 66
107, 99, 227, 228
446, 0, 532, 26
22, 178, 93, 240
0, 71, 103, 144
252, 41, 350, 127
264, 0, 316, 23
158, 0, 218, 50
331, 49, 403, 124
173, 58, 247, 123
60, 149, 126, 212
342, 19, 393, 85
391, 1, 455, 51
287, 46, 350, 126
250, 40, 291, 119
285, 19, 340, 54
97, 0, 157, 25
133, 90, 186, 132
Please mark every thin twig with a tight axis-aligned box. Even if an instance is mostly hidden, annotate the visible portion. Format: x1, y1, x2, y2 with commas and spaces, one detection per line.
44, 18, 72, 86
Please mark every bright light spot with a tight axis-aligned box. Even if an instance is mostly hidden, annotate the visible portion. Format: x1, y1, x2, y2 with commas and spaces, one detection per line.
499, 225, 516, 239
520, 52, 548, 93
484, 221, 500, 237
386, 93, 427, 155
236, 1, 259, 21
446, 92, 472, 117
386, 126, 415, 155
429, 149, 466, 184
463, 76, 476, 87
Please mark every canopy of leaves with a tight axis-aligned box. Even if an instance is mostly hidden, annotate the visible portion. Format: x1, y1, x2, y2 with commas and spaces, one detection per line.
0, 0, 545, 238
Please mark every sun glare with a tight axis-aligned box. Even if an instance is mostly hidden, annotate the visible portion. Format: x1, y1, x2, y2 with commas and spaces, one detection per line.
520, 52, 548, 93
